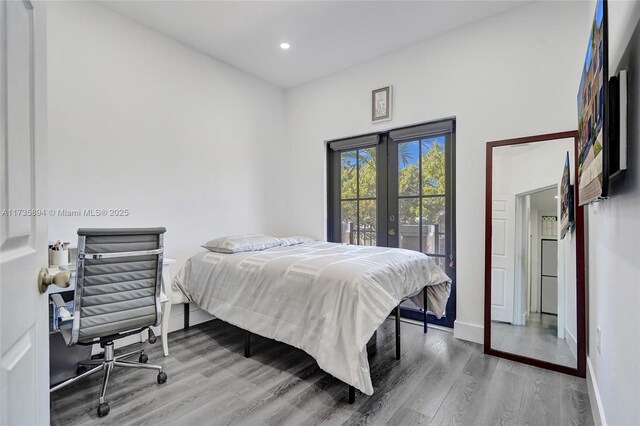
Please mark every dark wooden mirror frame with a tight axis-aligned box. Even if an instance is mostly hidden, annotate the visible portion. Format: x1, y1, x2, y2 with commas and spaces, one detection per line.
484, 130, 586, 378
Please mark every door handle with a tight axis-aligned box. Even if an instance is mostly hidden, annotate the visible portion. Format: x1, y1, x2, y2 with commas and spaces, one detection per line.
388, 228, 397, 236
38, 268, 71, 294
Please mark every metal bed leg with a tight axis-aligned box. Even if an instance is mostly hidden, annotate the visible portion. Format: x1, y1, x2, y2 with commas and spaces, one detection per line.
244, 330, 251, 358
395, 305, 401, 361
423, 289, 428, 334
348, 385, 355, 404
183, 303, 190, 330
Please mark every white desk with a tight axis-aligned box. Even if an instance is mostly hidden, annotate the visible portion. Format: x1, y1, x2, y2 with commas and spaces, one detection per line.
48, 258, 175, 356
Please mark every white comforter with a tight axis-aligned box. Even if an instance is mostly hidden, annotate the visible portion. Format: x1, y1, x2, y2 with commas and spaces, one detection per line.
172, 241, 451, 394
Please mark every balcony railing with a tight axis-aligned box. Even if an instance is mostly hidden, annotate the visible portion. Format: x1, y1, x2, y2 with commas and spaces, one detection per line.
341, 222, 376, 246
341, 222, 444, 254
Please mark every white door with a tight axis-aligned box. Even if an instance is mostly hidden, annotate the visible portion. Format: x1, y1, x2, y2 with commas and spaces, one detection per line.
0, 1, 49, 424
491, 195, 515, 323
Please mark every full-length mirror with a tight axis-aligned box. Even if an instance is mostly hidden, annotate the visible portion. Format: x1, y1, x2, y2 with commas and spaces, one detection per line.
485, 131, 585, 376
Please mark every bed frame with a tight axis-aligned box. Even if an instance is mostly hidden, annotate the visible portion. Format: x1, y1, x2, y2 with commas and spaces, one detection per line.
181, 290, 429, 404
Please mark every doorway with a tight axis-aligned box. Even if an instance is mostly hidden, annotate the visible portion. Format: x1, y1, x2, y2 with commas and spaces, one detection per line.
327, 119, 456, 328
511, 186, 559, 327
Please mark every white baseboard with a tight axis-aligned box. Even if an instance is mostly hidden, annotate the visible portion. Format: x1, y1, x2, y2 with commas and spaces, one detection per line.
186, 308, 215, 327
587, 356, 607, 426
453, 320, 483, 344
167, 305, 215, 333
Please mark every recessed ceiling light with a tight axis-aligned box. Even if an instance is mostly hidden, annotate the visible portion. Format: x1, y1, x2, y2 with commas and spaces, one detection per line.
280, 42, 290, 50
555, 196, 559, 199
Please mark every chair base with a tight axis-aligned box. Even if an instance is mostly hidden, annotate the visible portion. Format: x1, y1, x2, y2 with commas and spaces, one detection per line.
50, 342, 167, 417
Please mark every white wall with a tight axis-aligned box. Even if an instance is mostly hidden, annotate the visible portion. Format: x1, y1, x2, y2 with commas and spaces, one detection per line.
47, 2, 286, 269
585, 1, 640, 425
493, 141, 573, 196
560, 226, 577, 356
282, 0, 591, 343
47, 1, 287, 332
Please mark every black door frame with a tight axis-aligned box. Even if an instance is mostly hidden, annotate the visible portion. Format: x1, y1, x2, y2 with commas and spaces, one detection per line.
388, 129, 456, 328
327, 119, 457, 328
327, 136, 388, 247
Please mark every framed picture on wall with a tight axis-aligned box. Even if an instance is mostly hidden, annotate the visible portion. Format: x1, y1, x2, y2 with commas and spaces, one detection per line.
560, 151, 575, 239
372, 85, 392, 123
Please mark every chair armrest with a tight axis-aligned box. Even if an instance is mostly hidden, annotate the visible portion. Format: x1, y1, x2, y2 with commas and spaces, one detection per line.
51, 293, 73, 321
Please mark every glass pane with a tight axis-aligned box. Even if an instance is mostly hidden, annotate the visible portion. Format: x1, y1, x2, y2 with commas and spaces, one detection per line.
340, 151, 357, 199
431, 256, 446, 272
421, 137, 446, 195
399, 198, 419, 250
422, 196, 446, 255
340, 201, 357, 244
358, 200, 376, 246
359, 148, 376, 198
398, 141, 420, 196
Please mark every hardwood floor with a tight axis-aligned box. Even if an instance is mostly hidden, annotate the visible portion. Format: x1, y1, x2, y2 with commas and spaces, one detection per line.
50, 319, 594, 425
491, 313, 577, 367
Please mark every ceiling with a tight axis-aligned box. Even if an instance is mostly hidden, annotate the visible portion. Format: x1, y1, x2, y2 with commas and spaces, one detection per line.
98, 1, 527, 89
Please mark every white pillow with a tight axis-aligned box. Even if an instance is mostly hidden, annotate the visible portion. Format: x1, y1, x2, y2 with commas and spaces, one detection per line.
202, 234, 281, 254
277, 236, 313, 247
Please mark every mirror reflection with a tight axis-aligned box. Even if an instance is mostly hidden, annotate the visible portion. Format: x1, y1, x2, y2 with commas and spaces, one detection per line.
490, 138, 577, 368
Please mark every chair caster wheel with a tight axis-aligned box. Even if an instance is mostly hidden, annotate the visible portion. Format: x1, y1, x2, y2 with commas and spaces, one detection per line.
97, 403, 110, 417
148, 329, 157, 344
139, 354, 149, 363
76, 366, 88, 376
157, 372, 168, 384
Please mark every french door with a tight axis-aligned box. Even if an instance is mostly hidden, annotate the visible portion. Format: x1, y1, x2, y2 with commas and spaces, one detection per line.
327, 120, 456, 328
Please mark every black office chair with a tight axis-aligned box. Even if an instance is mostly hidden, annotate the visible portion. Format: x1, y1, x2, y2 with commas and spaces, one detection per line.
50, 228, 168, 417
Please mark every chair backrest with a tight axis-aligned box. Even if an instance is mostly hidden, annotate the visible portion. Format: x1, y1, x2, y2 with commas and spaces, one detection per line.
71, 228, 165, 344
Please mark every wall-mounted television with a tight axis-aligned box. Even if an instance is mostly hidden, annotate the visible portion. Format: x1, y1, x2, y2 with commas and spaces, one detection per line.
560, 151, 574, 239
577, 0, 608, 205
609, 69, 628, 179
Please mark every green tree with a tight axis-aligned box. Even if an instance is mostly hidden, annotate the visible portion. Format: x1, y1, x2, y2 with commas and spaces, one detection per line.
339, 142, 446, 245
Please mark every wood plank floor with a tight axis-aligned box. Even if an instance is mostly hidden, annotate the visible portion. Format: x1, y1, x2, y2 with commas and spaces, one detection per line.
50, 319, 594, 426
491, 313, 577, 368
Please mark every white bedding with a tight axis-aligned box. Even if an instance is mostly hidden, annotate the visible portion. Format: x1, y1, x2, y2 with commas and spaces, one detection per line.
172, 241, 451, 395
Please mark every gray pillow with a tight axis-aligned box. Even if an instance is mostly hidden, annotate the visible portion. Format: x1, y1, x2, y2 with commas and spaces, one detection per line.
202, 234, 281, 254
277, 236, 313, 247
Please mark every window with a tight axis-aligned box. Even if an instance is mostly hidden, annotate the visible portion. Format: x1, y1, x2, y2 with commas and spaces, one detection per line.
339, 148, 377, 245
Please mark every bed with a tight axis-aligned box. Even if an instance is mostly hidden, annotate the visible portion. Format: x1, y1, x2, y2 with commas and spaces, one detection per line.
170, 240, 451, 401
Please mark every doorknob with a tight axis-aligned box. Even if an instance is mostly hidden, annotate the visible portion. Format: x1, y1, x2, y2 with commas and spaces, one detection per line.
388, 228, 397, 236
38, 268, 71, 294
